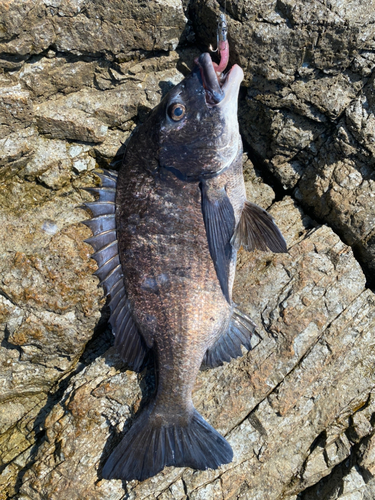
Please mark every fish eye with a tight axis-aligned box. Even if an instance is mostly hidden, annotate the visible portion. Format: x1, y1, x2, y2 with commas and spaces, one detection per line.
168, 103, 186, 121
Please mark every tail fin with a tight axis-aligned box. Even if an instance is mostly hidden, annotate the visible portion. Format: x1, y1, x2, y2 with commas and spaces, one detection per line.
102, 404, 233, 481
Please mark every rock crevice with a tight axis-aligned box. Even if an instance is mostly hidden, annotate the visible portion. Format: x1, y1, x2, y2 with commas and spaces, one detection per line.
1, 1, 375, 499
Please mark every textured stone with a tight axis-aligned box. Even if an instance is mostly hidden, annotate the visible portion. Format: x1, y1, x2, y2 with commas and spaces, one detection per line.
243, 154, 275, 208
0, 0, 186, 61
62, 65, 183, 126
0, 127, 36, 170
35, 104, 108, 143
16, 57, 99, 100
93, 128, 131, 168
0, 83, 34, 136
190, 0, 375, 283
1, 0, 375, 498
33, 64, 183, 144
0, 159, 104, 489
9, 199, 375, 500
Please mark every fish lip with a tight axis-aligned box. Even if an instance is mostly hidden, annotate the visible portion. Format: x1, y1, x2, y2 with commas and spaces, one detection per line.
196, 53, 243, 106
220, 64, 244, 105
197, 52, 224, 104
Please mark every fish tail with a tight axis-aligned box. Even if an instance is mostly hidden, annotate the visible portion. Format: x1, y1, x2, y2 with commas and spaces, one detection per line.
102, 403, 233, 481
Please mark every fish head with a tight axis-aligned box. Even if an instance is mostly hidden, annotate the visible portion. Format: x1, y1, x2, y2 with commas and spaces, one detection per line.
157, 53, 244, 181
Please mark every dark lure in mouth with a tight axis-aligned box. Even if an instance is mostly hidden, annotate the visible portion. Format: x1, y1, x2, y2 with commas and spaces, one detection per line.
194, 13, 232, 105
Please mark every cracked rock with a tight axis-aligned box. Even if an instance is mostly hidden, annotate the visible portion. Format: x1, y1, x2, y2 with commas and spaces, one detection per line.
7, 198, 375, 500
35, 104, 108, 143
191, 0, 375, 284
1, 1, 375, 499
0, 0, 186, 62
0, 83, 34, 136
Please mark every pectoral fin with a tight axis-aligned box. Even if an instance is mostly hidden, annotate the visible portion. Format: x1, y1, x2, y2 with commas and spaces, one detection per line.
201, 181, 236, 304
231, 201, 287, 253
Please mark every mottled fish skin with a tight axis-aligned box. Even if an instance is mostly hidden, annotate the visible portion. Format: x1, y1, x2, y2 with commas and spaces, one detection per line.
114, 69, 243, 413
115, 66, 245, 349
116, 163, 231, 407
94, 54, 287, 482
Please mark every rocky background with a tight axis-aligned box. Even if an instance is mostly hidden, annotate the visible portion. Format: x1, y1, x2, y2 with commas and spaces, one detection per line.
1, 0, 375, 498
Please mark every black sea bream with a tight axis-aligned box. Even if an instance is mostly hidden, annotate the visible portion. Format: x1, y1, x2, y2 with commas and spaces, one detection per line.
84, 19, 287, 481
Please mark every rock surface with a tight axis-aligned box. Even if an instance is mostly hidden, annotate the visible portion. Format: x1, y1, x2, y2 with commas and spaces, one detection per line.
191, 0, 375, 285
1, 1, 375, 499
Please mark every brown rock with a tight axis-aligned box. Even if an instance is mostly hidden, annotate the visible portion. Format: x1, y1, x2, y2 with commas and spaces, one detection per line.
35, 104, 108, 143
11, 198, 375, 500
0, 83, 34, 136
16, 57, 99, 100
0, 127, 36, 171
0, 164, 104, 489
1, 1, 375, 498
0, 0, 186, 61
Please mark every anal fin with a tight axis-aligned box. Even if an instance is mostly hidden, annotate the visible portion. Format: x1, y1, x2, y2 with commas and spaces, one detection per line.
83, 169, 148, 372
201, 306, 259, 369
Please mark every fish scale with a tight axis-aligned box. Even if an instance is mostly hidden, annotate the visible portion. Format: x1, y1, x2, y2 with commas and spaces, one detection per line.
84, 21, 287, 481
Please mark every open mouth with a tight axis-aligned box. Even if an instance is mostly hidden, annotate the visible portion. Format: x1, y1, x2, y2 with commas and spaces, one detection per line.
195, 52, 243, 106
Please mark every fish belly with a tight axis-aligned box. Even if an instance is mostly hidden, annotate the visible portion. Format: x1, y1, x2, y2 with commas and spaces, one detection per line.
116, 165, 231, 403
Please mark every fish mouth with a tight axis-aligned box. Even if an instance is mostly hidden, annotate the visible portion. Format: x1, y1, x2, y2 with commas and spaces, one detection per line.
195, 52, 243, 106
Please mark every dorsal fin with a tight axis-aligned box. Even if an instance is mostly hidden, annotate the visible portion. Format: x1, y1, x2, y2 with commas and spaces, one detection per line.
83, 170, 148, 372
231, 201, 287, 253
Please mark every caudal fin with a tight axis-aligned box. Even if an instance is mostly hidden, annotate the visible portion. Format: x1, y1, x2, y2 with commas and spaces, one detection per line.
102, 404, 233, 481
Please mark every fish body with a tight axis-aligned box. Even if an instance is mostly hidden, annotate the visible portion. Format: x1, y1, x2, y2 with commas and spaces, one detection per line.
84, 45, 286, 482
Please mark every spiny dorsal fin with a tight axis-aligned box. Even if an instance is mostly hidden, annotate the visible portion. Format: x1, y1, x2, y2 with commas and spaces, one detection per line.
201, 181, 236, 304
231, 201, 287, 253
83, 169, 148, 372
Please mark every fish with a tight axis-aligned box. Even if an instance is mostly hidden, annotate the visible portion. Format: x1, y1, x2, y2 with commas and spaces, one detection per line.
83, 14, 287, 482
